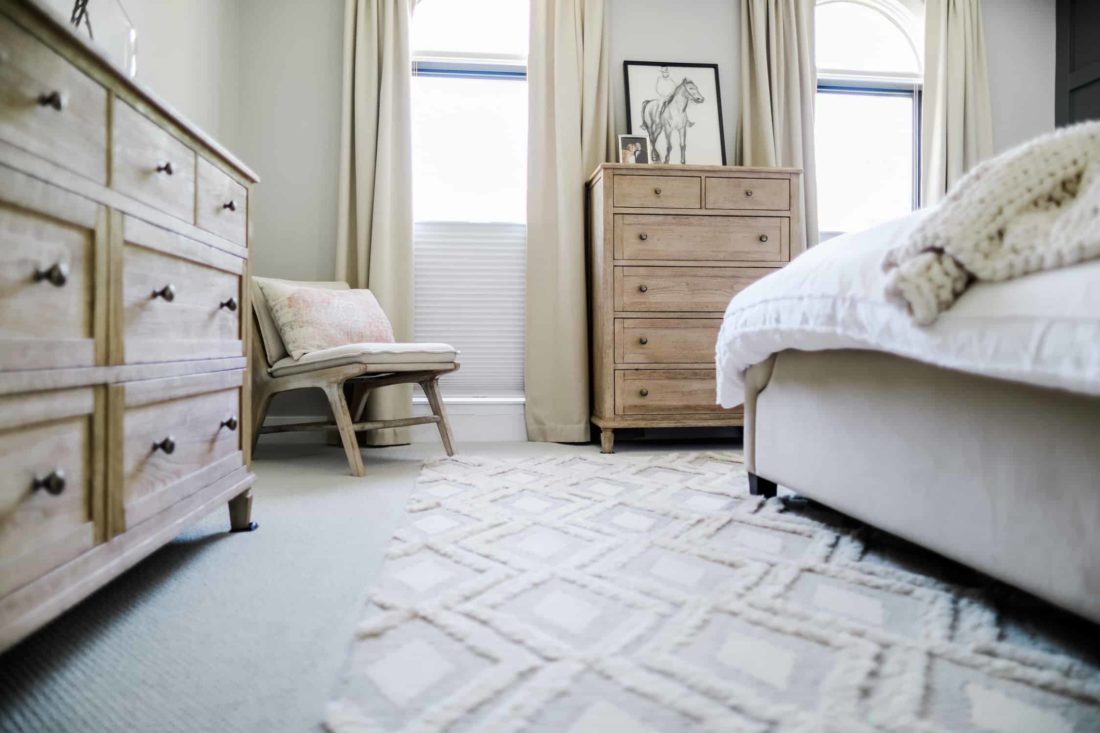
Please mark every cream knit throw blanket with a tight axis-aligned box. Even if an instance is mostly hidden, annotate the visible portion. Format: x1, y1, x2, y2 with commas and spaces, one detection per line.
883, 121, 1100, 325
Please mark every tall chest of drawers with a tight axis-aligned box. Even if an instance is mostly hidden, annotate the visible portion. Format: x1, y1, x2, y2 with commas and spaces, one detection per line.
0, 0, 258, 650
587, 164, 803, 452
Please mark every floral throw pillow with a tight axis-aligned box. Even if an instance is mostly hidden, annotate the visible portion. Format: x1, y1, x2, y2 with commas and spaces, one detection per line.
259, 281, 395, 360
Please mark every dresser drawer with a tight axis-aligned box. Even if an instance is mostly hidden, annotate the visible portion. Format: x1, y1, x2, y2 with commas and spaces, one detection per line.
0, 168, 102, 370
615, 369, 733, 415
0, 16, 108, 183
196, 156, 247, 246
614, 174, 700, 209
114, 371, 244, 530
705, 177, 790, 211
0, 388, 97, 598
615, 318, 721, 365
616, 215, 786, 262
111, 99, 196, 222
615, 266, 776, 312
119, 217, 243, 364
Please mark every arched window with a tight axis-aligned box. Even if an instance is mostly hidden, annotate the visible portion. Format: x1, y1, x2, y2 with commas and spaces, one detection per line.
411, 0, 528, 399
815, 0, 924, 236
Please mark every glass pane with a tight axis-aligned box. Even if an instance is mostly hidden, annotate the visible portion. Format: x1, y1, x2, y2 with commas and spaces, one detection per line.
815, 91, 914, 234
816, 1, 920, 75
413, 0, 528, 58
412, 75, 527, 223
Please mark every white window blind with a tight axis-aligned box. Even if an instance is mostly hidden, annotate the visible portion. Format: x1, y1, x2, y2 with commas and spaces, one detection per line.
414, 222, 525, 398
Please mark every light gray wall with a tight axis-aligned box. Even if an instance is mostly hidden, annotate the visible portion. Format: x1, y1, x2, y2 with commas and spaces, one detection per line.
982, 0, 1057, 152
608, 0, 740, 162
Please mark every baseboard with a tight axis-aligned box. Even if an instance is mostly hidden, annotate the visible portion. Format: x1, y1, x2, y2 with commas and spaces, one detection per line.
259, 400, 527, 445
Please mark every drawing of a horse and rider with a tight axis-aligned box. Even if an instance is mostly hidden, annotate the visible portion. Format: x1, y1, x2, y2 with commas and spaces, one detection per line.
640, 66, 705, 164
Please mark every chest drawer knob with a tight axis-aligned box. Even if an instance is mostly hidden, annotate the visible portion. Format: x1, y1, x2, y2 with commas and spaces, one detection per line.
37, 91, 65, 111
638, 284, 648, 293
759, 234, 769, 243
33, 262, 69, 287
152, 436, 176, 454
223, 200, 238, 212
221, 416, 239, 431
639, 233, 648, 241
155, 161, 175, 176
745, 189, 754, 197
653, 187, 662, 195
32, 468, 66, 496
152, 284, 176, 302
638, 336, 648, 345
219, 296, 239, 311
639, 388, 649, 397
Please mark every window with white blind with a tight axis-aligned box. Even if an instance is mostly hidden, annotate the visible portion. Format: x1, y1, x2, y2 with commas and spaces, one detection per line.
411, 0, 527, 399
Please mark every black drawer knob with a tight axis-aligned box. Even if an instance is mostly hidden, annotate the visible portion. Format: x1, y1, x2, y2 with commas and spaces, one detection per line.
156, 161, 174, 176
638, 284, 648, 293
759, 234, 769, 243
639, 336, 648, 345
34, 262, 69, 287
223, 200, 238, 212
653, 187, 662, 195
32, 468, 66, 495
153, 436, 176, 454
639, 233, 648, 241
745, 189, 754, 197
221, 416, 239, 432
37, 91, 64, 111
639, 388, 649, 397
220, 297, 238, 311
152, 284, 176, 302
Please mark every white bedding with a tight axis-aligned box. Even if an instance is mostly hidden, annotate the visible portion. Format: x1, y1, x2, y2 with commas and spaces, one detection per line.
715, 212, 1100, 407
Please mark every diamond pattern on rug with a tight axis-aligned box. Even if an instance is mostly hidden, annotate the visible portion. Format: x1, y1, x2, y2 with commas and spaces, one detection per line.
326, 451, 1100, 732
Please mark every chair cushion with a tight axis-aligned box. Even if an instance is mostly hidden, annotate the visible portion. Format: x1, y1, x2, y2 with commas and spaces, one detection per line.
251, 277, 350, 365
258, 280, 394, 360
269, 342, 459, 377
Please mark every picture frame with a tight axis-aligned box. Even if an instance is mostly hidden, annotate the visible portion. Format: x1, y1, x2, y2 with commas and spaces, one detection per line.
617, 134, 653, 165
624, 61, 726, 165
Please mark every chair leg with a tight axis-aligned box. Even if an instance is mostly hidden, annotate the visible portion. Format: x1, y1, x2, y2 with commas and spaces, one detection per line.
349, 384, 373, 422
250, 389, 273, 455
323, 383, 366, 477
421, 377, 455, 457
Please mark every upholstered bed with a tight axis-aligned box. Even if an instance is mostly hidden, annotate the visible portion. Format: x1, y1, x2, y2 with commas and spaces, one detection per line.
715, 213, 1100, 624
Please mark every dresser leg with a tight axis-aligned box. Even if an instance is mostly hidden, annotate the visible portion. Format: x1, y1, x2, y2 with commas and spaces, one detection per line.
600, 428, 615, 454
747, 473, 778, 499
228, 489, 258, 532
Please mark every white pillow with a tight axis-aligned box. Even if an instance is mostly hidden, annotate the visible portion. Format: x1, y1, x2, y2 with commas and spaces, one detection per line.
258, 281, 395, 360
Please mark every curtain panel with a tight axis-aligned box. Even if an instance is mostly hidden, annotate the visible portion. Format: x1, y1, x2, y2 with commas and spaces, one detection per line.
335, 0, 417, 445
738, 0, 819, 248
921, 0, 994, 206
525, 0, 615, 443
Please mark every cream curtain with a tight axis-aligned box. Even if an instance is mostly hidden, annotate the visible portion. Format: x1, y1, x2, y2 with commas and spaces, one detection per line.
335, 0, 416, 445
921, 0, 994, 206
738, 0, 818, 247
525, 0, 615, 443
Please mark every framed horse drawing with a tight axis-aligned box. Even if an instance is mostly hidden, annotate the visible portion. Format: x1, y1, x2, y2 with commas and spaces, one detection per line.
624, 61, 726, 165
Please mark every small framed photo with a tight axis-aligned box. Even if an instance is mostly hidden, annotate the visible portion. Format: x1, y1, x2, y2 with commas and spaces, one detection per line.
624, 61, 726, 165
618, 134, 653, 165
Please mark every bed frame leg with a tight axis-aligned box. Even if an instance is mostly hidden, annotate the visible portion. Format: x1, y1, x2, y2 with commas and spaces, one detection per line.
748, 472, 778, 499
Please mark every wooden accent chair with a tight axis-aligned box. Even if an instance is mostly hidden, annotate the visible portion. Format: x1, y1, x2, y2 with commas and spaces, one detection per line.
249, 277, 459, 476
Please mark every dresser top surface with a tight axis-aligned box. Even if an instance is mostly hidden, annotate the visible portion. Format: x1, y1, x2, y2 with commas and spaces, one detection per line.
588, 163, 802, 184
6, 0, 259, 183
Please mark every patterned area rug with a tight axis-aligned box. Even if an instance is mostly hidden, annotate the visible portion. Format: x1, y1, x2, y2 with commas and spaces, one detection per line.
326, 451, 1100, 732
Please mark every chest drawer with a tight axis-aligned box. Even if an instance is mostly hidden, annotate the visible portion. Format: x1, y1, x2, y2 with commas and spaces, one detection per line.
615, 266, 776, 312
615, 369, 735, 415
119, 217, 243, 365
616, 215, 786, 262
196, 156, 247, 246
0, 16, 108, 183
705, 177, 790, 211
113, 371, 244, 531
616, 318, 721, 365
111, 99, 196, 222
614, 174, 700, 209
0, 168, 103, 370
0, 388, 98, 598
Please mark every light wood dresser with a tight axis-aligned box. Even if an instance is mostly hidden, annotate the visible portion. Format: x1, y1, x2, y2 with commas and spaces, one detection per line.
0, 0, 259, 651
587, 163, 803, 452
